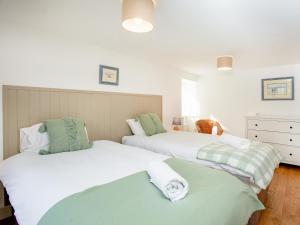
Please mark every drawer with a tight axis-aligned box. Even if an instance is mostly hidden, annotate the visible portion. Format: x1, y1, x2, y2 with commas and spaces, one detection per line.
248, 130, 300, 147
248, 119, 300, 134
272, 144, 300, 165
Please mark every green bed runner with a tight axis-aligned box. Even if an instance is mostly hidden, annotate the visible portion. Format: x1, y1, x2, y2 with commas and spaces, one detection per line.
38, 158, 264, 225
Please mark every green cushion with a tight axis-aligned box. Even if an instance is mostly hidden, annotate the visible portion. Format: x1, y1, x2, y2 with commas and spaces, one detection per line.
138, 113, 166, 136
39, 118, 92, 155
149, 113, 166, 133
138, 114, 157, 136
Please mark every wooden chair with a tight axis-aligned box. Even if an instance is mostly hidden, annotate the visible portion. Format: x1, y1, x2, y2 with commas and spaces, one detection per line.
195, 119, 223, 136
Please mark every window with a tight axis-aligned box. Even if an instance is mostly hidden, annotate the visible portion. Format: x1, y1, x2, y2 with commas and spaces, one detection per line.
181, 79, 200, 117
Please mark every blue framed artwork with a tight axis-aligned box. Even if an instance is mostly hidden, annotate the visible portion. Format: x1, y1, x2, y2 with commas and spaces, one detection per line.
99, 65, 119, 86
262, 77, 294, 100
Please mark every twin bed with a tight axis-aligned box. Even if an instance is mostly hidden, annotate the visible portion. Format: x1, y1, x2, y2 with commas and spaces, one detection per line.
0, 141, 264, 225
123, 132, 281, 193
0, 85, 281, 225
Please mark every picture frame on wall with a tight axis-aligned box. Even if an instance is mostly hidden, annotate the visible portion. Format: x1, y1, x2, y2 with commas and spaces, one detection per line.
262, 76, 294, 100
99, 65, 119, 85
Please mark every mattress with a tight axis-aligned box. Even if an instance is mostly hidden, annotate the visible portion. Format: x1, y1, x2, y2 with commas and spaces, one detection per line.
0, 141, 169, 225
122, 132, 260, 191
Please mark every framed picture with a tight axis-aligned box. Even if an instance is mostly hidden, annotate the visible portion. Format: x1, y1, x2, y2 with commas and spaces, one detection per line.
99, 65, 119, 85
262, 77, 294, 100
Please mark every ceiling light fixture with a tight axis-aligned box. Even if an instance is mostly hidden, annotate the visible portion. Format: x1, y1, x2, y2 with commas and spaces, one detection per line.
122, 0, 156, 33
217, 56, 233, 71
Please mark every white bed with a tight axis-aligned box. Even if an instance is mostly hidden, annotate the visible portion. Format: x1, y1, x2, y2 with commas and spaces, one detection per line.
122, 132, 260, 190
0, 141, 169, 225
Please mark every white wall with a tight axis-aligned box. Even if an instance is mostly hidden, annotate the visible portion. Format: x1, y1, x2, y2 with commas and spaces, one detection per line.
0, 22, 188, 160
198, 64, 300, 137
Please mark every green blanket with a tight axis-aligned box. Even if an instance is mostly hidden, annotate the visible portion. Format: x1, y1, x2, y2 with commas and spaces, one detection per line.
38, 158, 264, 225
197, 142, 282, 189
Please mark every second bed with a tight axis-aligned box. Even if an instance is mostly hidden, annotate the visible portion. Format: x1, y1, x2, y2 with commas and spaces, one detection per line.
123, 131, 281, 192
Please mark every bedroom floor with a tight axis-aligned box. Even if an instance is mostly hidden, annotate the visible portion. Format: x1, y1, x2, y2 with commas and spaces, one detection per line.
0, 164, 299, 225
259, 164, 300, 225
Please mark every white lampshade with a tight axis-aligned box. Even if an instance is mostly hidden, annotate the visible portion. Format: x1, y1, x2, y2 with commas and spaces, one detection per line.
217, 56, 233, 71
122, 0, 155, 33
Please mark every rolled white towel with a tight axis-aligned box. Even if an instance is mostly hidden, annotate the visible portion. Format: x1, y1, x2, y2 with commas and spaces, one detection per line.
220, 134, 251, 150
147, 161, 189, 202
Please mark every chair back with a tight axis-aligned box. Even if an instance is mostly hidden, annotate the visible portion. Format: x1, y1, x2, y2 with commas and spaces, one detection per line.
195, 119, 223, 135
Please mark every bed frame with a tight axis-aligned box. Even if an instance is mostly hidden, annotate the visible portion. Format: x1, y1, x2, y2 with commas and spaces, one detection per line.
1, 85, 266, 225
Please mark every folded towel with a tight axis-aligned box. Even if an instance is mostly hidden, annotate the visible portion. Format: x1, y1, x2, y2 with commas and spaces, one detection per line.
220, 134, 251, 150
147, 161, 189, 202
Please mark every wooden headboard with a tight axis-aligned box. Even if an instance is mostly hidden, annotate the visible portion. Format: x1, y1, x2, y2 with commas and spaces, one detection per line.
3, 85, 162, 159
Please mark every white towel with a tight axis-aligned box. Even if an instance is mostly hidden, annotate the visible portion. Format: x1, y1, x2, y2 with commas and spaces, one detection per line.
147, 161, 189, 202
220, 134, 251, 150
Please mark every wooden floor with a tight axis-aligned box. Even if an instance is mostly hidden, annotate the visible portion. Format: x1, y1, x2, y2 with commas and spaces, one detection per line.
259, 164, 300, 225
0, 164, 300, 225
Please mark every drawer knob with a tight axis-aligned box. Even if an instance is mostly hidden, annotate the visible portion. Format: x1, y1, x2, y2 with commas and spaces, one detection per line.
290, 126, 293, 129
255, 135, 258, 138
290, 139, 293, 142
255, 124, 258, 127
290, 153, 293, 156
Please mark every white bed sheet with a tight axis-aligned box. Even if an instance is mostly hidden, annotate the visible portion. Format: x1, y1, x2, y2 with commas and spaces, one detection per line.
122, 132, 259, 190
0, 141, 169, 225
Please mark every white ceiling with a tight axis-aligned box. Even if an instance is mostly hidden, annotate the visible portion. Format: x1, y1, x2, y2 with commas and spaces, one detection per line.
1, 0, 300, 74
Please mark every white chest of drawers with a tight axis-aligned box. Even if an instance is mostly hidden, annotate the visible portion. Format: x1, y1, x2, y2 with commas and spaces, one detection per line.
246, 115, 300, 166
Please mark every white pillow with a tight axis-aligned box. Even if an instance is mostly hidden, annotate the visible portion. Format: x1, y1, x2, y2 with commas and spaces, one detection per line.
126, 119, 146, 136
20, 123, 49, 153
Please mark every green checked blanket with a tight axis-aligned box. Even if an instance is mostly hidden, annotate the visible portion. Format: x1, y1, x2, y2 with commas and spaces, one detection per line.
197, 142, 282, 189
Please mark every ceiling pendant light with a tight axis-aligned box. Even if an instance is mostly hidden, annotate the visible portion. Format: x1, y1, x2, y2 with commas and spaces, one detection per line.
217, 56, 233, 71
122, 0, 156, 33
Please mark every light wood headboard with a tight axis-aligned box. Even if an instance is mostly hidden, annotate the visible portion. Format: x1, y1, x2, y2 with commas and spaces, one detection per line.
3, 85, 162, 159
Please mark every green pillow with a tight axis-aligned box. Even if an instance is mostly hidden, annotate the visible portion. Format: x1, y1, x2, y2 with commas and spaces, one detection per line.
149, 113, 166, 133
138, 114, 157, 136
138, 113, 166, 136
39, 118, 92, 155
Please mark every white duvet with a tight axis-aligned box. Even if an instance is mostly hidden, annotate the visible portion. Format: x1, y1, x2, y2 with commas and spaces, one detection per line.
122, 132, 259, 190
0, 141, 169, 225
